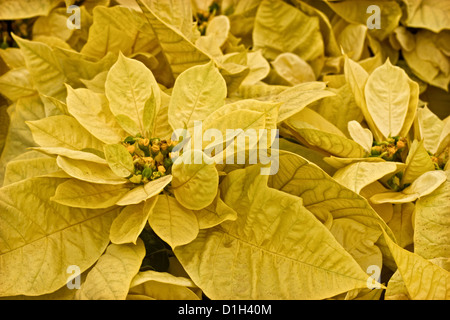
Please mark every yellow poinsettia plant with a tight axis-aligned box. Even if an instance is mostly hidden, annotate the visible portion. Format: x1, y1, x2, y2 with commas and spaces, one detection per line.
0, 0, 449, 301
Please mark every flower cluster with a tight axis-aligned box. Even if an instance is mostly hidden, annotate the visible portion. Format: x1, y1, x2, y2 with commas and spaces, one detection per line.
123, 135, 178, 184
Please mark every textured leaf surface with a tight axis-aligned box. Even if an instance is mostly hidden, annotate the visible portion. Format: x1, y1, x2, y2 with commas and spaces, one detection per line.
414, 169, 450, 260
169, 61, 226, 132
149, 194, 199, 248
383, 230, 450, 299
51, 179, 130, 209
105, 53, 160, 136
110, 197, 157, 245
0, 178, 119, 296
175, 164, 372, 299
364, 60, 411, 138
75, 240, 145, 300
172, 150, 219, 210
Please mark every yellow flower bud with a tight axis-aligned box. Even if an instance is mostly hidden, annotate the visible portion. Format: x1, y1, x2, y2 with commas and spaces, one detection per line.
126, 144, 136, 154
158, 166, 166, 174
151, 144, 160, 154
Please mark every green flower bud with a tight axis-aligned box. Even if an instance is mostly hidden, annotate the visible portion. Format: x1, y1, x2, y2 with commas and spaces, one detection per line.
142, 167, 153, 179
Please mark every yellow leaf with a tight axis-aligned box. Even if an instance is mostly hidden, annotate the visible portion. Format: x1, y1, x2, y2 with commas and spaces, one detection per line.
0, 177, 119, 296
271, 53, 316, 85
414, 169, 450, 259
172, 150, 219, 210
364, 59, 411, 138
110, 197, 158, 245
27, 115, 104, 151
347, 120, 373, 153
175, 164, 373, 299
56, 156, 128, 185
66, 85, 126, 144
402, 140, 435, 185
51, 179, 130, 209
149, 194, 199, 248
333, 161, 399, 194
115, 174, 172, 206
168, 61, 226, 132
128, 270, 200, 300
382, 229, 450, 299
0, 0, 60, 19
105, 53, 161, 136
75, 240, 145, 300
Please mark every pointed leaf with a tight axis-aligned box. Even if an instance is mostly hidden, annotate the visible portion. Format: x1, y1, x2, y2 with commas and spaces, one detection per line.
105, 53, 161, 136
27, 115, 104, 151
364, 59, 411, 138
414, 169, 450, 259
56, 156, 128, 185
115, 175, 172, 206
171, 150, 219, 210
383, 229, 450, 299
104, 144, 135, 178
110, 197, 158, 245
175, 165, 372, 299
333, 162, 399, 194
149, 194, 199, 248
66, 85, 126, 145
402, 140, 435, 185
168, 61, 226, 132
0, 177, 119, 296
75, 240, 145, 300
51, 179, 130, 209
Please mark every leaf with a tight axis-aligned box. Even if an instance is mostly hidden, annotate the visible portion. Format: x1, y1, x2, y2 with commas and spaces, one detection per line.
0, 68, 35, 101
387, 203, 415, 249
0, 96, 46, 185
103, 144, 135, 178
309, 84, 364, 137
268, 151, 396, 269
171, 150, 219, 210
284, 117, 367, 158
0, 177, 119, 296
32, 147, 107, 164
3, 155, 60, 186
105, 53, 161, 136
370, 170, 447, 204
80, 6, 158, 60
115, 175, 172, 206
137, 0, 211, 81
26, 115, 104, 151
414, 169, 450, 259
326, 0, 402, 41
241, 50, 270, 86
275, 82, 336, 123
253, 0, 324, 63
75, 240, 146, 300
364, 59, 411, 138
404, 0, 450, 33
175, 164, 372, 299
271, 53, 316, 85
382, 229, 450, 299
51, 179, 130, 209
12, 35, 67, 100
128, 270, 200, 300
56, 156, 128, 185
417, 106, 444, 154
347, 120, 373, 153
402, 140, 435, 185
168, 61, 226, 132
195, 191, 237, 229
65, 85, 126, 145
148, 194, 199, 248
0, 0, 60, 19
110, 197, 158, 245
344, 56, 383, 142
333, 162, 399, 194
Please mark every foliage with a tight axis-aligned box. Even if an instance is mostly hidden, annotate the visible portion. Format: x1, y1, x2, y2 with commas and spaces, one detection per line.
0, 0, 449, 300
